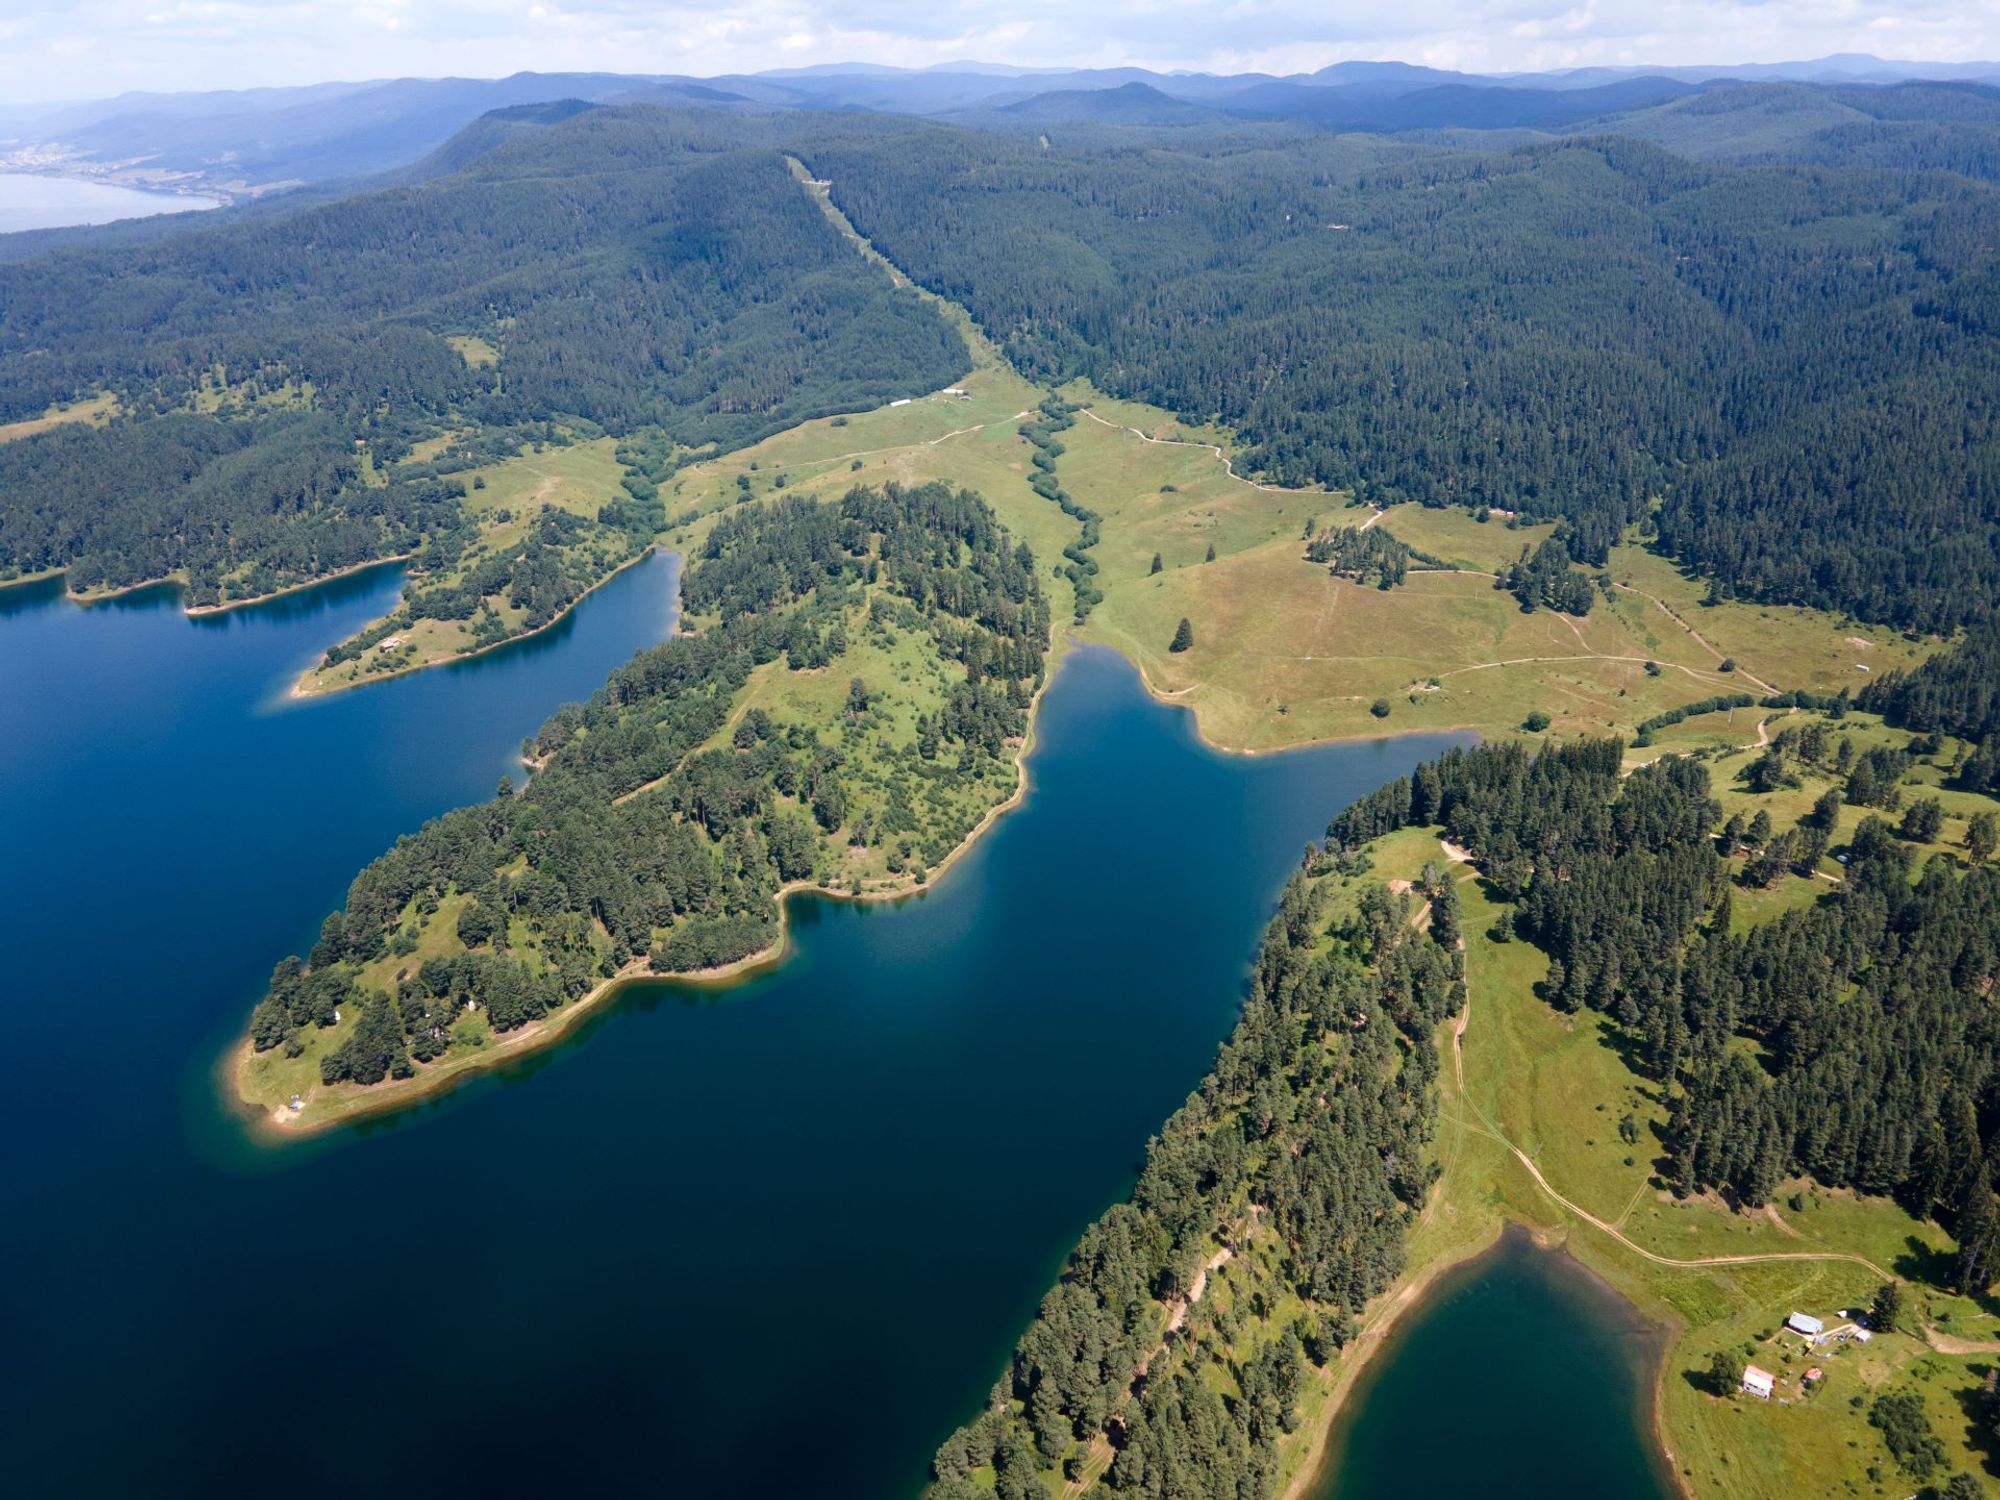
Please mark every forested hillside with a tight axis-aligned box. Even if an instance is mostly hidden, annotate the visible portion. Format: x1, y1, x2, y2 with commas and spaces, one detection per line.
0, 107, 965, 604
929, 847, 1463, 1497
8, 92, 2000, 633
240, 481, 1047, 1102
1328, 735, 2000, 1282
806, 123, 2000, 632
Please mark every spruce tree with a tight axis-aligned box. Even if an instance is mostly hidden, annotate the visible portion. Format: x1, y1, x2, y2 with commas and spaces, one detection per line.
1169, 618, 1194, 653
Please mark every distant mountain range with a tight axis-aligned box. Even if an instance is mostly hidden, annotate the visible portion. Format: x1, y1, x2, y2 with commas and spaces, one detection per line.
3, 53, 1998, 204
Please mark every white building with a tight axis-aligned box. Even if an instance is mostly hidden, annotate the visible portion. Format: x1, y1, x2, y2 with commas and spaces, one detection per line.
1741, 1365, 1776, 1399
1787, 1312, 1825, 1337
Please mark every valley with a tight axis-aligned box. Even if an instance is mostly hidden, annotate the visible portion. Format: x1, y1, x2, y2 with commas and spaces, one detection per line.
3, 53, 1999, 1500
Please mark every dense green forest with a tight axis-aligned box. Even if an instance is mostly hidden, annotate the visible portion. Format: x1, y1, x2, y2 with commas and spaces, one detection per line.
0, 108, 965, 603
246, 481, 1046, 1084
7, 97, 2000, 631
928, 847, 1462, 1498
1328, 735, 2000, 1286
1861, 616, 2000, 795
805, 122, 2000, 632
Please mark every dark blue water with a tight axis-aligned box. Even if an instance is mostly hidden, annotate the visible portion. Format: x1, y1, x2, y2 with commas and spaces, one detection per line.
0, 562, 1463, 1498
1314, 1226, 1675, 1499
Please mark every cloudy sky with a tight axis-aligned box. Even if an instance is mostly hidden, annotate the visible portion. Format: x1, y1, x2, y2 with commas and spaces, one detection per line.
4, 1, 1999, 103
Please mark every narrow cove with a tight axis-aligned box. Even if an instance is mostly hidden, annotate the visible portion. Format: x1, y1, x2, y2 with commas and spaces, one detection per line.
1308, 1225, 1678, 1500
1, 555, 1663, 1497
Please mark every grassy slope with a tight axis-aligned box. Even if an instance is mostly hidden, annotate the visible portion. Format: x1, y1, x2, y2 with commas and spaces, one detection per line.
673, 360, 1935, 764
1259, 799, 2000, 1500
1069, 400, 1936, 753
0, 389, 117, 445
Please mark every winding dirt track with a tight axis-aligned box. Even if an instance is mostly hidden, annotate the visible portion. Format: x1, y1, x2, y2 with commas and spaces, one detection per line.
1443, 838, 1893, 1283
1074, 406, 1325, 494
1610, 581, 1778, 694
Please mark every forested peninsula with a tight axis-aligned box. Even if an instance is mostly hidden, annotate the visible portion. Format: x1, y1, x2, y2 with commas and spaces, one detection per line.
932, 720, 2000, 1499
235, 480, 1050, 1127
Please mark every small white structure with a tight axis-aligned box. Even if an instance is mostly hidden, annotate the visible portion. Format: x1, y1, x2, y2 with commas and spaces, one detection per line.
1741, 1365, 1776, 1399
889, 398, 912, 407
1787, 1312, 1825, 1337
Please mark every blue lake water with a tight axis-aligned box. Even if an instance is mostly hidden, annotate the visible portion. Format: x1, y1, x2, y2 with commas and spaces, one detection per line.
0, 171, 223, 234
0, 557, 1466, 1496
1312, 1226, 1676, 1500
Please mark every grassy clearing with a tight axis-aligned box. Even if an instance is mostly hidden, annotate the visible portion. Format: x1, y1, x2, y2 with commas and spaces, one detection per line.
1372, 502, 1556, 573
0, 390, 118, 444
1030, 381, 1943, 753
447, 334, 499, 368
1089, 534, 1743, 750
296, 436, 637, 695
1604, 544, 1928, 699
185, 363, 315, 416
1271, 813, 2000, 1500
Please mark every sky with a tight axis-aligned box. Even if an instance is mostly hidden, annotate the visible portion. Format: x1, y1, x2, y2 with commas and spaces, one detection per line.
2, 1, 1999, 104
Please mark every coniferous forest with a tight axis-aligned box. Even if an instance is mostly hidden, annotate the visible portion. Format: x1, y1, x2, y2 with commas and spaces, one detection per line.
0, 110, 966, 603
1328, 738, 2000, 1281
946, 718, 2000, 1495
6, 97, 2000, 632
806, 122, 2000, 632
246, 481, 1047, 1084
929, 848, 1463, 1499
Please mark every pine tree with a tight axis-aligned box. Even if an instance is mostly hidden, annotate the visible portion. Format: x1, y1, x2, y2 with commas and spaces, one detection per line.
1169, 617, 1194, 653
1149, 552, 1163, 575
1967, 812, 1996, 865
1958, 1166, 2000, 1296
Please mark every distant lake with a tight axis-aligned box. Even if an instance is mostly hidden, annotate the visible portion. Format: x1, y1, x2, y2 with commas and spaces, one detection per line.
0, 557, 1466, 1498
0, 171, 222, 233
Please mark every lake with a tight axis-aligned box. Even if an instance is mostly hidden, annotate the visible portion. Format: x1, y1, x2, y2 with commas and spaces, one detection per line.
0, 171, 223, 233
1311, 1225, 1677, 1499
0, 559, 1466, 1497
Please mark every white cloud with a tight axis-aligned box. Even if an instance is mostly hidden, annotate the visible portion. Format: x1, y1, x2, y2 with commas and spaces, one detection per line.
1, 0, 1997, 102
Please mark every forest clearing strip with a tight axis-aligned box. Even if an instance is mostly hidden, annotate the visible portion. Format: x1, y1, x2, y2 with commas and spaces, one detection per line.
679, 416, 992, 482
1073, 407, 1325, 495
1611, 582, 1778, 694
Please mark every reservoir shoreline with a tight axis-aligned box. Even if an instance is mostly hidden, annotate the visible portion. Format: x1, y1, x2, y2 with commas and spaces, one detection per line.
231, 631, 1458, 1141
0, 554, 412, 617
1292, 1221, 1680, 1500
288, 545, 660, 699
233, 612, 1071, 1139
6, 563, 1464, 1497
